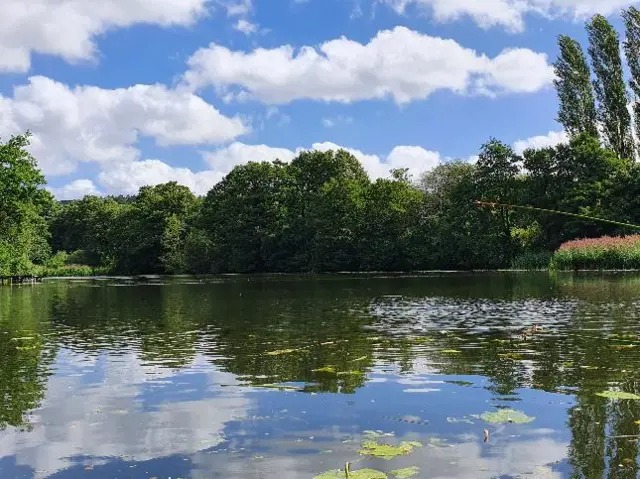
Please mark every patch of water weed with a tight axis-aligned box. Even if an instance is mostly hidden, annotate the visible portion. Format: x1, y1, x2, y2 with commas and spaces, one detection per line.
498, 353, 523, 360
266, 348, 301, 356
312, 367, 337, 374
595, 390, 640, 400
314, 468, 387, 478
480, 409, 535, 424
359, 441, 423, 459
389, 467, 420, 478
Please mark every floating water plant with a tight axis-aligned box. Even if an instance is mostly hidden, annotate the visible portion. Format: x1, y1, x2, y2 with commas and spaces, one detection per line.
359, 440, 423, 459
266, 348, 300, 356
312, 367, 337, 374
390, 467, 420, 478
595, 391, 640, 400
314, 463, 387, 479
480, 409, 535, 424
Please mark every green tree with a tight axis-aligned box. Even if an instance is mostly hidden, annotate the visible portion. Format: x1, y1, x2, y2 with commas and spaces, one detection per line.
623, 6, 640, 146
474, 139, 521, 263
116, 182, 198, 274
287, 149, 370, 272
359, 170, 426, 271
587, 15, 633, 159
200, 161, 291, 273
553, 35, 598, 138
0, 132, 53, 276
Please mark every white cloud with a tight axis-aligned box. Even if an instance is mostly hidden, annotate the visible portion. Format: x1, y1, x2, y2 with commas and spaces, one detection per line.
0, 76, 249, 176
0, 0, 209, 73
379, 0, 640, 32
216, 0, 253, 16
205, 141, 445, 181
97, 159, 223, 196
183, 26, 555, 105
233, 19, 258, 34
513, 130, 568, 155
48, 179, 102, 200
203, 142, 298, 170
322, 116, 354, 128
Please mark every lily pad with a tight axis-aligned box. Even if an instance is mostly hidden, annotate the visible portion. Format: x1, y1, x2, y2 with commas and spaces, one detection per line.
480, 409, 535, 424
390, 467, 420, 478
312, 367, 337, 374
359, 440, 422, 459
266, 349, 299, 356
314, 468, 387, 479
595, 391, 640, 400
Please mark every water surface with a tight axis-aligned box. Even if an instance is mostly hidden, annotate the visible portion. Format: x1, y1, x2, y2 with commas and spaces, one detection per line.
1, 273, 640, 478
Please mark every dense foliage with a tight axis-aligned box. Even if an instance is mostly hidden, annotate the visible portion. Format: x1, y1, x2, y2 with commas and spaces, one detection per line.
4, 10, 640, 275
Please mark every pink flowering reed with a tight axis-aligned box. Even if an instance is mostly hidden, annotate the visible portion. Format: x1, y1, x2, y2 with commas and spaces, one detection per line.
558, 235, 640, 252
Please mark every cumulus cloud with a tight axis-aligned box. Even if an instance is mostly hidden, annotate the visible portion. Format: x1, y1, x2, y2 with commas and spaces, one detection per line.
379, 0, 640, 32
182, 26, 555, 105
97, 159, 223, 196
513, 130, 568, 155
233, 19, 259, 34
48, 179, 102, 200
204, 141, 444, 181
53, 140, 446, 198
0, 0, 209, 73
0, 76, 249, 176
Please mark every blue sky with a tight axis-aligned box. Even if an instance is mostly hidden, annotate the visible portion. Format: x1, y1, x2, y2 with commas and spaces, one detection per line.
0, 0, 634, 198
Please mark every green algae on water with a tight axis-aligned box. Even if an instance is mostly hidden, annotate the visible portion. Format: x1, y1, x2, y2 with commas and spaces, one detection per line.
266, 348, 299, 356
480, 409, 535, 424
390, 467, 420, 478
359, 440, 423, 459
595, 390, 640, 400
314, 468, 387, 479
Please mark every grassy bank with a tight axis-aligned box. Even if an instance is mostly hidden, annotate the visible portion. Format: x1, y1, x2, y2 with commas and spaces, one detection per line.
550, 235, 640, 270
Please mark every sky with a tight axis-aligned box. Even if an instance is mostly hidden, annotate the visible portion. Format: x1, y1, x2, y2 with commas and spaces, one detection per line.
0, 0, 635, 199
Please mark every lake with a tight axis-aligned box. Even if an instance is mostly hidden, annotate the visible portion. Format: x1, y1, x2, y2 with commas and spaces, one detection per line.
0, 272, 639, 478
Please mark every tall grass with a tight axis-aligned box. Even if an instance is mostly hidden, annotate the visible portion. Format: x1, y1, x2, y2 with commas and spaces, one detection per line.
551, 235, 640, 270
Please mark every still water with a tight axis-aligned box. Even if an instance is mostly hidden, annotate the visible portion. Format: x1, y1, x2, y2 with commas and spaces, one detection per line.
1, 273, 640, 478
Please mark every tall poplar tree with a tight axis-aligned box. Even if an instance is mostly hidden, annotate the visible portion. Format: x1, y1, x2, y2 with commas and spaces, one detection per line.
623, 6, 640, 147
553, 35, 598, 138
587, 15, 634, 159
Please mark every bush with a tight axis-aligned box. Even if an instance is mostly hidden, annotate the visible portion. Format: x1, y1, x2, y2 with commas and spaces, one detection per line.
45, 251, 69, 268
511, 251, 552, 270
550, 235, 640, 270
33, 264, 110, 277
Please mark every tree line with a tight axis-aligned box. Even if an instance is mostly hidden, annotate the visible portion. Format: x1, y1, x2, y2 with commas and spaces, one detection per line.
3, 9, 640, 276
